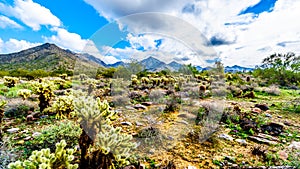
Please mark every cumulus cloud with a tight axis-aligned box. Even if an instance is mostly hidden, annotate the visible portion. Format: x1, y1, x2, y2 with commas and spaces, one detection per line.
43, 27, 88, 52
84, 0, 300, 67
0, 0, 61, 31
0, 15, 22, 29
0, 38, 41, 54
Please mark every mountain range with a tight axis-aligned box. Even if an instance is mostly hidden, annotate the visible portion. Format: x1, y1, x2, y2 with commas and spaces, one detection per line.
0, 43, 253, 73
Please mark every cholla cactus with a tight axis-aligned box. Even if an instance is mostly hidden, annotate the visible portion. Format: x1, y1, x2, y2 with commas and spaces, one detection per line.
4, 76, 19, 88
89, 124, 136, 168
17, 89, 31, 100
8, 140, 78, 169
59, 74, 68, 80
32, 81, 55, 113
0, 100, 6, 141
74, 97, 136, 169
86, 78, 97, 95
53, 95, 74, 119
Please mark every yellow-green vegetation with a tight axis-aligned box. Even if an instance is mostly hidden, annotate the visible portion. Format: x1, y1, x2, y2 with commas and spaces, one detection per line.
8, 140, 78, 169
52, 95, 74, 119
32, 81, 55, 112
4, 76, 19, 88
17, 89, 31, 100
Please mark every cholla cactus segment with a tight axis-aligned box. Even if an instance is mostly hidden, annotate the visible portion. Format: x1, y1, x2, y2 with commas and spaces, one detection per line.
4, 76, 19, 88
52, 95, 74, 119
92, 124, 136, 167
8, 140, 78, 169
17, 89, 32, 100
32, 81, 55, 101
74, 96, 118, 134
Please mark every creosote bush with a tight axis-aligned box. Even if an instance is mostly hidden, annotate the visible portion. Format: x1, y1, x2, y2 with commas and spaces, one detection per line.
8, 140, 78, 169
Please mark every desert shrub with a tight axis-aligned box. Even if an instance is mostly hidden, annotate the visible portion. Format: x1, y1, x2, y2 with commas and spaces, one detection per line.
164, 94, 181, 113
4, 100, 36, 118
8, 140, 78, 169
112, 95, 130, 107
262, 85, 281, 96
22, 121, 81, 157
149, 89, 165, 104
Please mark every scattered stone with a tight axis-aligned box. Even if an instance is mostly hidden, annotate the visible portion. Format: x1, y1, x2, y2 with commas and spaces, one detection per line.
218, 134, 234, 141
257, 133, 280, 142
178, 113, 188, 118
224, 156, 236, 163
135, 121, 143, 126
178, 120, 189, 125
265, 113, 272, 118
188, 166, 197, 169
278, 150, 288, 160
121, 121, 132, 126
167, 135, 174, 140
40, 115, 49, 119
26, 115, 38, 122
277, 115, 282, 118
149, 149, 155, 154
24, 136, 31, 141
123, 165, 136, 169
6, 128, 19, 133
248, 136, 277, 145
32, 132, 42, 138
255, 104, 269, 111
141, 102, 153, 106
261, 122, 284, 136
125, 106, 136, 110
133, 104, 147, 110
235, 139, 247, 145
251, 107, 262, 113
288, 141, 300, 150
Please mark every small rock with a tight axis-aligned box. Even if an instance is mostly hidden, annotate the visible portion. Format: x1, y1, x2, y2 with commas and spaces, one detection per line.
40, 115, 49, 119
148, 149, 155, 154
6, 128, 19, 133
235, 139, 247, 145
255, 104, 269, 111
141, 102, 153, 106
178, 113, 188, 118
167, 135, 174, 140
224, 156, 236, 163
288, 141, 300, 150
277, 115, 282, 118
257, 133, 280, 142
252, 107, 262, 113
133, 104, 147, 110
218, 133, 234, 141
121, 121, 132, 126
248, 136, 277, 145
24, 136, 31, 141
123, 165, 136, 169
32, 132, 42, 138
135, 121, 143, 126
278, 150, 288, 160
26, 115, 38, 122
188, 166, 197, 169
125, 106, 136, 110
265, 113, 272, 118
178, 120, 189, 125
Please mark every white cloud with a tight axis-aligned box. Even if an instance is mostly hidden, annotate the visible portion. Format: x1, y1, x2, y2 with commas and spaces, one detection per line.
0, 0, 61, 31
84, 0, 300, 67
83, 40, 120, 64
0, 38, 41, 54
43, 27, 88, 52
0, 15, 22, 29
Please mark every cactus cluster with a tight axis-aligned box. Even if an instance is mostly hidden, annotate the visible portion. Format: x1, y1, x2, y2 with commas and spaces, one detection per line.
17, 89, 32, 100
0, 100, 7, 141
8, 140, 78, 169
74, 96, 135, 168
32, 81, 55, 113
52, 95, 74, 119
4, 76, 19, 88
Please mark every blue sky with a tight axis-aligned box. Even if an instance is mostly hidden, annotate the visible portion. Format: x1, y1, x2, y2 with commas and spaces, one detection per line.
0, 0, 299, 67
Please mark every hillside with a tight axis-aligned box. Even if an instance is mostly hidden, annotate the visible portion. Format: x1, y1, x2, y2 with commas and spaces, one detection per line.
0, 43, 100, 73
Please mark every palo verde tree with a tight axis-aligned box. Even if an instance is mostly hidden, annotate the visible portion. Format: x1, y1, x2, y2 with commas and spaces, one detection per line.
254, 52, 300, 86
